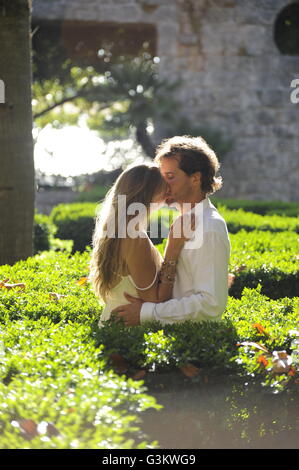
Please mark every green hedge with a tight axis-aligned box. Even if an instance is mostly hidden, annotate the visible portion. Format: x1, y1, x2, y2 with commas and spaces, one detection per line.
217, 206, 299, 234
211, 197, 299, 217
48, 203, 299, 256
0, 249, 298, 450
0, 318, 159, 449
94, 286, 298, 371
228, 230, 299, 299
0, 251, 160, 449
1, 252, 298, 390
34, 213, 55, 254
0, 250, 100, 324
50, 203, 97, 253
155, 228, 299, 300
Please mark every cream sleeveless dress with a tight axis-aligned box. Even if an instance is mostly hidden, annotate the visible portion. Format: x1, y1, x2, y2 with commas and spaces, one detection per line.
98, 234, 163, 327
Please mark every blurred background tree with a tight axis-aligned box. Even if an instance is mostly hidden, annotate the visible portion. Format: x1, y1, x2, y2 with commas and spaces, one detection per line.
32, 20, 231, 162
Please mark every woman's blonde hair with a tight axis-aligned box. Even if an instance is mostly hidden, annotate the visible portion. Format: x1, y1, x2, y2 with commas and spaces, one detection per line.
90, 164, 165, 301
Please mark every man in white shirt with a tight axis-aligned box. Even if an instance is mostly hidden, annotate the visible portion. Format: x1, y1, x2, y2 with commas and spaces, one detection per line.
111, 135, 231, 326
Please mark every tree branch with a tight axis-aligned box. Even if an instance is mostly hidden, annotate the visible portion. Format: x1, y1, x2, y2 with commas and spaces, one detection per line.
33, 90, 87, 119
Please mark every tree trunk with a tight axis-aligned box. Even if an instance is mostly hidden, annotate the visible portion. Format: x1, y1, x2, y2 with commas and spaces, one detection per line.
0, 0, 35, 265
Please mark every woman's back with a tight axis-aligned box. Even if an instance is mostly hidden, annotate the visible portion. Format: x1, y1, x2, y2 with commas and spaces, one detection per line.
99, 275, 138, 324
99, 239, 163, 326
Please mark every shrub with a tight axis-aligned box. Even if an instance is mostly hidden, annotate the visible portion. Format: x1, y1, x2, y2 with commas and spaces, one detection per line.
217, 206, 299, 233
33, 213, 55, 254
156, 229, 299, 299
74, 185, 110, 203
94, 286, 299, 388
211, 197, 299, 217
0, 318, 160, 449
0, 250, 101, 324
229, 230, 299, 299
50, 203, 97, 253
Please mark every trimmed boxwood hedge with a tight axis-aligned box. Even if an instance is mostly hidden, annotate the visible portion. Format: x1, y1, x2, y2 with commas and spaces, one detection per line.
0, 318, 160, 449
217, 206, 299, 234
0, 247, 298, 449
34, 213, 55, 254
211, 197, 299, 217
0, 252, 298, 382
228, 229, 299, 299
48, 202, 299, 254
50, 203, 97, 253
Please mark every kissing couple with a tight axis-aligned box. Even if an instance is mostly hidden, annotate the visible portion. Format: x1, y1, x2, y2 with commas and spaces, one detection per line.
90, 135, 231, 327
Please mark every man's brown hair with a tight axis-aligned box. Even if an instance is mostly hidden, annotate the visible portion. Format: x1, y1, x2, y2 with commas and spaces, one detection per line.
155, 135, 223, 195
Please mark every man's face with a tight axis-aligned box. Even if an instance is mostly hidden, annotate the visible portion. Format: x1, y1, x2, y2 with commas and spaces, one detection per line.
159, 156, 195, 205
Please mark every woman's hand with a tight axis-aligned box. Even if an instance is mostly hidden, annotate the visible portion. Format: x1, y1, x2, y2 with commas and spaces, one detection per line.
164, 212, 196, 261
169, 212, 196, 243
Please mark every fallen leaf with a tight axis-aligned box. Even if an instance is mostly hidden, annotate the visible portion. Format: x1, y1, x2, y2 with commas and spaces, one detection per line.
130, 370, 147, 380
237, 341, 270, 353
18, 419, 39, 438
228, 273, 235, 288
257, 354, 269, 367
288, 366, 296, 377
1, 282, 25, 290
77, 277, 88, 286
252, 323, 269, 336
110, 353, 129, 374
272, 350, 293, 374
49, 292, 67, 301
180, 363, 200, 378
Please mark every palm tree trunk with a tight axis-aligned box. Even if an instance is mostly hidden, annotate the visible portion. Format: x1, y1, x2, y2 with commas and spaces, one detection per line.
0, 0, 35, 265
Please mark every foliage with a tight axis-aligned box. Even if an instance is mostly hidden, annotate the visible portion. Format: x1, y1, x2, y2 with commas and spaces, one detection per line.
0, 250, 99, 324
32, 30, 231, 160
32, 58, 179, 158
33, 213, 54, 254
94, 285, 299, 394
0, 318, 160, 449
46, 203, 299, 298
217, 206, 299, 233
228, 229, 299, 299
50, 203, 98, 253
211, 197, 299, 217
1, 249, 298, 390
74, 185, 110, 203
0, 242, 298, 450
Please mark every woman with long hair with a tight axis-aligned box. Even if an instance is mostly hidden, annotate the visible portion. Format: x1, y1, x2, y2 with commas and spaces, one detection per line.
89, 164, 189, 325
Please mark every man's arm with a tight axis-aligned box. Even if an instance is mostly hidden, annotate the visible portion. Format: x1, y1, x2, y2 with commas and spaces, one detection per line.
141, 230, 230, 324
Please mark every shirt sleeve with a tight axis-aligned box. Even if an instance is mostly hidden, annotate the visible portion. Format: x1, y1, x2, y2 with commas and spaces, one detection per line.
140, 230, 230, 325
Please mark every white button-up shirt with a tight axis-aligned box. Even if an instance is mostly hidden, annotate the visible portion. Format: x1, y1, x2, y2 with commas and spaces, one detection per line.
140, 197, 231, 324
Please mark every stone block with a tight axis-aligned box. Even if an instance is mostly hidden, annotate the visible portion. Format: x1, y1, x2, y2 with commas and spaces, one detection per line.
257, 89, 290, 107
98, 4, 141, 22
179, 33, 198, 46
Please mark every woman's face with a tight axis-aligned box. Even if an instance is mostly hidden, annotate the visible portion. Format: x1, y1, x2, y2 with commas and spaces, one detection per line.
151, 180, 168, 205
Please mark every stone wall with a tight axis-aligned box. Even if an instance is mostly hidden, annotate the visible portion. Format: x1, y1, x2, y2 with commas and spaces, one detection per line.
32, 0, 299, 201
36, 188, 77, 215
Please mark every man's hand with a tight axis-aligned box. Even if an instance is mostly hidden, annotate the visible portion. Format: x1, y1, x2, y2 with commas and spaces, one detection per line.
111, 292, 144, 326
